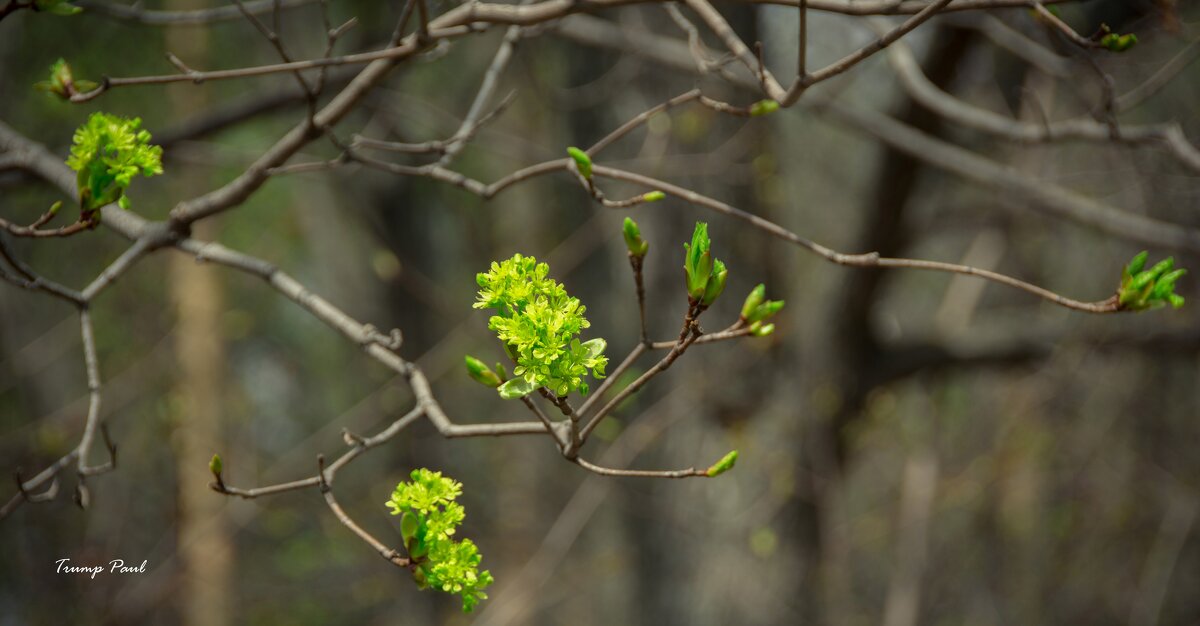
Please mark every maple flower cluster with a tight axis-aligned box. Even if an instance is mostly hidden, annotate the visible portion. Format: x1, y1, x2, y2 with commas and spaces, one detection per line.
387, 469, 493, 612
472, 254, 608, 399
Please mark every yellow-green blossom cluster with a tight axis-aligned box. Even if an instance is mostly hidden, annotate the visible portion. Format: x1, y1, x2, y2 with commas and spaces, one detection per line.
473, 254, 608, 399
66, 112, 162, 212
387, 469, 493, 612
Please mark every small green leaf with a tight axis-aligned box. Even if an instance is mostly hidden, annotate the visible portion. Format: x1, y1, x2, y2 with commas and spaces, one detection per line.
706, 450, 738, 476
498, 377, 536, 400
400, 511, 419, 544
566, 146, 592, 179
700, 259, 727, 307
581, 337, 606, 361
209, 454, 223, 477
687, 250, 713, 300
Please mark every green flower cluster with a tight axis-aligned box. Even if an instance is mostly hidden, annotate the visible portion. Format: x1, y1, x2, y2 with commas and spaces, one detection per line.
1118, 251, 1185, 311
387, 469, 493, 613
472, 254, 608, 399
66, 112, 163, 214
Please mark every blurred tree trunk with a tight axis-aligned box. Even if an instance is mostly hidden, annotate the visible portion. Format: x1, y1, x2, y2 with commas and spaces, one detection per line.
792, 24, 976, 626
166, 6, 233, 625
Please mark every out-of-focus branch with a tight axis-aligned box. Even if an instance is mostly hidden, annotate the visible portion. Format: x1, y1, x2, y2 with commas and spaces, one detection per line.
881, 36, 1200, 173
782, 0, 956, 104
1116, 38, 1200, 112
75, 0, 320, 26
820, 104, 1200, 252
550, 16, 1200, 253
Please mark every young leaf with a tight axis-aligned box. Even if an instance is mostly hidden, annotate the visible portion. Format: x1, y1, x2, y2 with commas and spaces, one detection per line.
497, 377, 536, 400
700, 258, 727, 307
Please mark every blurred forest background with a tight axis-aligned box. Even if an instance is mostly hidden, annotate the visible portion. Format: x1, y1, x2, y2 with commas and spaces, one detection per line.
1, 0, 1198, 624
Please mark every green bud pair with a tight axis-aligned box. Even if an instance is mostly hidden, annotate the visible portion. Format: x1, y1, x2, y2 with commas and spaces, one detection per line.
740, 283, 785, 326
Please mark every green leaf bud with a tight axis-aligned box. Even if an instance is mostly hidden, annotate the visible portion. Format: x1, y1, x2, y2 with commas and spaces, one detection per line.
623, 217, 649, 257
706, 450, 738, 476
1117, 253, 1187, 311
465, 355, 501, 387
749, 99, 779, 117
740, 284, 765, 320
642, 191, 666, 203
684, 223, 713, 300
566, 146, 592, 179
209, 454, 222, 477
